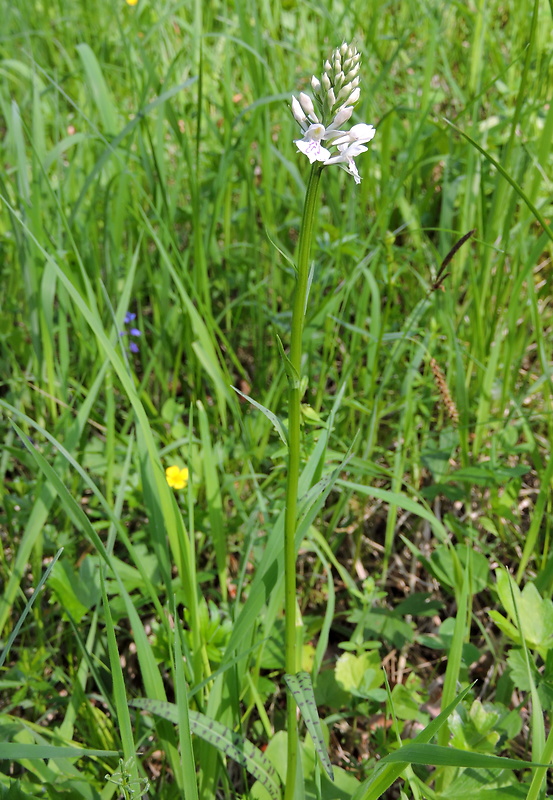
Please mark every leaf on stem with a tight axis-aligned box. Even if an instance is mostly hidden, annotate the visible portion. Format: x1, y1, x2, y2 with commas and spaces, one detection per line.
284, 671, 334, 781
130, 697, 281, 800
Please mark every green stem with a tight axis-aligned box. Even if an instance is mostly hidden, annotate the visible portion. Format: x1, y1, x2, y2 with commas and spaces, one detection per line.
284, 162, 323, 800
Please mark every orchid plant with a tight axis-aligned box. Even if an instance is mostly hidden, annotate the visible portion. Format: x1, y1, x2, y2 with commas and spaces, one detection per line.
282, 42, 375, 799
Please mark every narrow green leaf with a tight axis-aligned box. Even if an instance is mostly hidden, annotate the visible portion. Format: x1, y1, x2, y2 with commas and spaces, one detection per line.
284, 672, 334, 781
275, 334, 300, 389
338, 479, 448, 542
198, 400, 227, 601
352, 684, 475, 800
380, 742, 550, 770
76, 43, 118, 134
0, 744, 119, 759
130, 698, 281, 800
172, 598, 200, 800
231, 385, 288, 445
443, 117, 553, 244
0, 547, 63, 669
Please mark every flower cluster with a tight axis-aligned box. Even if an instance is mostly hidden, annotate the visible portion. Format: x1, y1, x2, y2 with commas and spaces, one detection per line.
291, 43, 375, 184
119, 312, 141, 353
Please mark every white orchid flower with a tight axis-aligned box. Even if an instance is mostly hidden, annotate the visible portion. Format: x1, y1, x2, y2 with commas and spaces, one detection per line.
324, 125, 376, 183
294, 123, 332, 163
329, 123, 376, 148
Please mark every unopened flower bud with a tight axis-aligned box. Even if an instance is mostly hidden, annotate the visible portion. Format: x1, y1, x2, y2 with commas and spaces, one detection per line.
332, 105, 354, 126
346, 87, 360, 106
326, 87, 336, 108
291, 95, 307, 125
322, 73, 331, 91
299, 91, 316, 119
344, 61, 360, 80
324, 60, 331, 72
337, 81, 352, 102
311, 75, 321, 93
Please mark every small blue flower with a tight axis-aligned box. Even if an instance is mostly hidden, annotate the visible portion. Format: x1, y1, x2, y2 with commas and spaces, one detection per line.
120, 312, 142, 353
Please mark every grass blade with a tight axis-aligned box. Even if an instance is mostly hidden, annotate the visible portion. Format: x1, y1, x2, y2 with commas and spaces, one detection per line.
0, 547, 63, 669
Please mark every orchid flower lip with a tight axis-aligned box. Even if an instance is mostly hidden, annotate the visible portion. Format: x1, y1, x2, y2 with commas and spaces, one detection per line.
294, 123, 332, 163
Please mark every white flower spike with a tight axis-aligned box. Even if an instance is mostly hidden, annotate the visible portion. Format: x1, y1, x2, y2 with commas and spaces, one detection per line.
291, 43, 375, 183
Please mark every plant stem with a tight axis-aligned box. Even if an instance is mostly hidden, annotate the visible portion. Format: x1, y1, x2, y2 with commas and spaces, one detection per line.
284, 161, 323, 800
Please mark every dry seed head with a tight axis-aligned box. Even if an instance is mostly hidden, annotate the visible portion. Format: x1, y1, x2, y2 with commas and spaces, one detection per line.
430, 357, 459, 425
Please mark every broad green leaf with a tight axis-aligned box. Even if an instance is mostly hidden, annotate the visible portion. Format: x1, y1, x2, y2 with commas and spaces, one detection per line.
434, 767, 527, 799
495, 570, 553, 652
335, 651, 385, 700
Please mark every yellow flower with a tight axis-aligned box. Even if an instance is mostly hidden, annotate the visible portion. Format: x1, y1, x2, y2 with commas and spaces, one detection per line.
126, 0, 138, 5
165, 465, 189, 490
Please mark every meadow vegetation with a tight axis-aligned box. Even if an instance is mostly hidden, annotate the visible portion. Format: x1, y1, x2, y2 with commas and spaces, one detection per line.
1, 0, 553, 798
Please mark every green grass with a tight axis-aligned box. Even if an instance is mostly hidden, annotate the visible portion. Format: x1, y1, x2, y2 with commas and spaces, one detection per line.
1, 0, 553, 798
